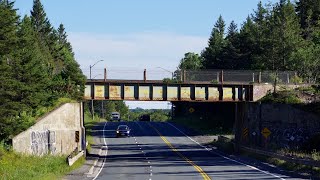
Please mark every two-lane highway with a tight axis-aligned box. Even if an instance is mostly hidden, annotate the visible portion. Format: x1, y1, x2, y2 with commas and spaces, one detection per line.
93, 121, 308, 180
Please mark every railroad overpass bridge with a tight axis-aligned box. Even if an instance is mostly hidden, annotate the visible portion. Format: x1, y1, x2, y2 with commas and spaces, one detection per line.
84, 79, 254, 102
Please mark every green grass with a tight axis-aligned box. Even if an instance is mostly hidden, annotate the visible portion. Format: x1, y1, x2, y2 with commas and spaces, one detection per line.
240, 150, 320, 178
0, 145, 85, 180
84, 111, 101, 153
34, 98, 77, 122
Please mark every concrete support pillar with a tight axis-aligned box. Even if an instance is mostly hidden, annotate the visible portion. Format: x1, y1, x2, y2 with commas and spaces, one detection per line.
234, 103, 240, 153
258, 72, 262, 83
234, 102, 246, 154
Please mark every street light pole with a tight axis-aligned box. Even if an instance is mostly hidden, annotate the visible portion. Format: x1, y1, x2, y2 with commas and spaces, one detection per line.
89, 60, 104, 79
89, 60, 104, 121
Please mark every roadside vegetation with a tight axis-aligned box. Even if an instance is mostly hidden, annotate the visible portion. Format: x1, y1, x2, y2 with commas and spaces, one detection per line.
83, 110, 101, 153
260, 90, 302, 104
241, 150, 320, 178
174, 1, 320, 84
129, 108, 170, 122
260, 85, 320, 115
0, 143, 85, 180
0, 1, 86, 179
0, 0, 86, 144
207, 136, 320, 178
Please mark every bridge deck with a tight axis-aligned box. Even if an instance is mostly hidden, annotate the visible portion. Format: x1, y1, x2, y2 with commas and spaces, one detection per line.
85, 79, 253, 102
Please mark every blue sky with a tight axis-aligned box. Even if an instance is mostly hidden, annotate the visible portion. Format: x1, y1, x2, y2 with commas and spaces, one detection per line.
14, 0, 277, 109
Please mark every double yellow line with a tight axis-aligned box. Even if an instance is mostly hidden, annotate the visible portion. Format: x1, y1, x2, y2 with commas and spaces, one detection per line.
148, 123, 211, 180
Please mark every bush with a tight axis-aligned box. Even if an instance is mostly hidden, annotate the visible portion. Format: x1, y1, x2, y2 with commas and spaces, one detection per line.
260, 91, 301, 104
211, 79, 219, 84
290, 75, 303, 84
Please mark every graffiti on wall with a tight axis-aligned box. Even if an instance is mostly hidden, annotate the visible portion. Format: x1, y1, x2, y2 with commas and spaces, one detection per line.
267, 126, 310, 149
31, 130, 56, 155
245, 104, 320, 150
246, 121, 314, 149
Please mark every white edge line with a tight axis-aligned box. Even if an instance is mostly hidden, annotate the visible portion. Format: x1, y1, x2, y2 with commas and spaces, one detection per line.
166, 122, 286, 180
92, 122, 108, 180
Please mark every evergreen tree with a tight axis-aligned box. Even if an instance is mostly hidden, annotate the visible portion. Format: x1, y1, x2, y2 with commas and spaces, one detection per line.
250, 1, 270, 70
30, 0, 52, 43
14, 16, 51, 110
57, 24, 73, 54
0, 0, 19, 56
296, 0, 320, 39
30, 0, 55, 73
222, 21, 242, 69
238, 17, 256, 69
58, 47, 86, 99
0, 0, 23, 140
215, 15, 226, 35
201, 15, 226, 69
291, 42, 320, 82
268, 0, 304, 71
226, 21, 238, 39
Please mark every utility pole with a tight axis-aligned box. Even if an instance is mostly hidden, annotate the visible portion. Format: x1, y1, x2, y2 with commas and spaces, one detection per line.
89, 60, 104, 120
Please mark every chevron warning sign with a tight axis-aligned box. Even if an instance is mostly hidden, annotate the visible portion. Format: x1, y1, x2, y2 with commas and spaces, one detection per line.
75, 131, 79, 142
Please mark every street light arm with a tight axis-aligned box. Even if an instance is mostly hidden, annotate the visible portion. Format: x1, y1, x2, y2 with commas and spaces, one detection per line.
90, 60, 104, 79
156, 67, 174, 80
156, 67, 172, 73
91, 60, 104, 68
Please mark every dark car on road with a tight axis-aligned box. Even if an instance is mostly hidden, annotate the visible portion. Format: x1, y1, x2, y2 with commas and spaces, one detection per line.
116, 125, 130, 137
139, 114, 150, 121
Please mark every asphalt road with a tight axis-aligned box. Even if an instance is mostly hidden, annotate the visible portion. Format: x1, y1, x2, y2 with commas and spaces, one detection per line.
93, 121, 309, 180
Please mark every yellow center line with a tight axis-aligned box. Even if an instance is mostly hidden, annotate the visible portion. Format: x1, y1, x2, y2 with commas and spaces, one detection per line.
148, 123, 211, 180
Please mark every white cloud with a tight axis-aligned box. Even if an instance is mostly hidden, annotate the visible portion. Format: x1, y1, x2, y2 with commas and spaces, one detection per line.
68, 31, 207, 80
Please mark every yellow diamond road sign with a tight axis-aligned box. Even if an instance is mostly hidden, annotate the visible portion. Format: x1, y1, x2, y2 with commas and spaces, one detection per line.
261, 127, 271, 139
189, 107, 195, 113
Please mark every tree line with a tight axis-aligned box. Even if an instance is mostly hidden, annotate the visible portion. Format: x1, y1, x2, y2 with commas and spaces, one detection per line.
178, 0, 320, 83
0, 0, 86, 141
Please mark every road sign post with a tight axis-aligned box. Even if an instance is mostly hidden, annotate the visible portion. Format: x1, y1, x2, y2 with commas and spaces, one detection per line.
261, 127, 271, 148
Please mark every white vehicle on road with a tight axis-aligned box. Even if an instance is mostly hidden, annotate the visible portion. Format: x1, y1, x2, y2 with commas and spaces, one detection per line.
111, 112, 120, 121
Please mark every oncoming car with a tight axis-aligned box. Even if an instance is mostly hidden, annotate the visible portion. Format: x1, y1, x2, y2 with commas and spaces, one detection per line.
116, 125, 130, 137
111, 112, 120, 121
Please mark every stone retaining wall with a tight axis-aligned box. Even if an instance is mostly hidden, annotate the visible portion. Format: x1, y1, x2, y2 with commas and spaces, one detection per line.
13, 103, 85, 155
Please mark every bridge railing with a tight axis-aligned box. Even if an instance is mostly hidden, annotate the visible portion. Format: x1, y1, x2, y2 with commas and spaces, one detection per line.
182, 70, 298, 84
